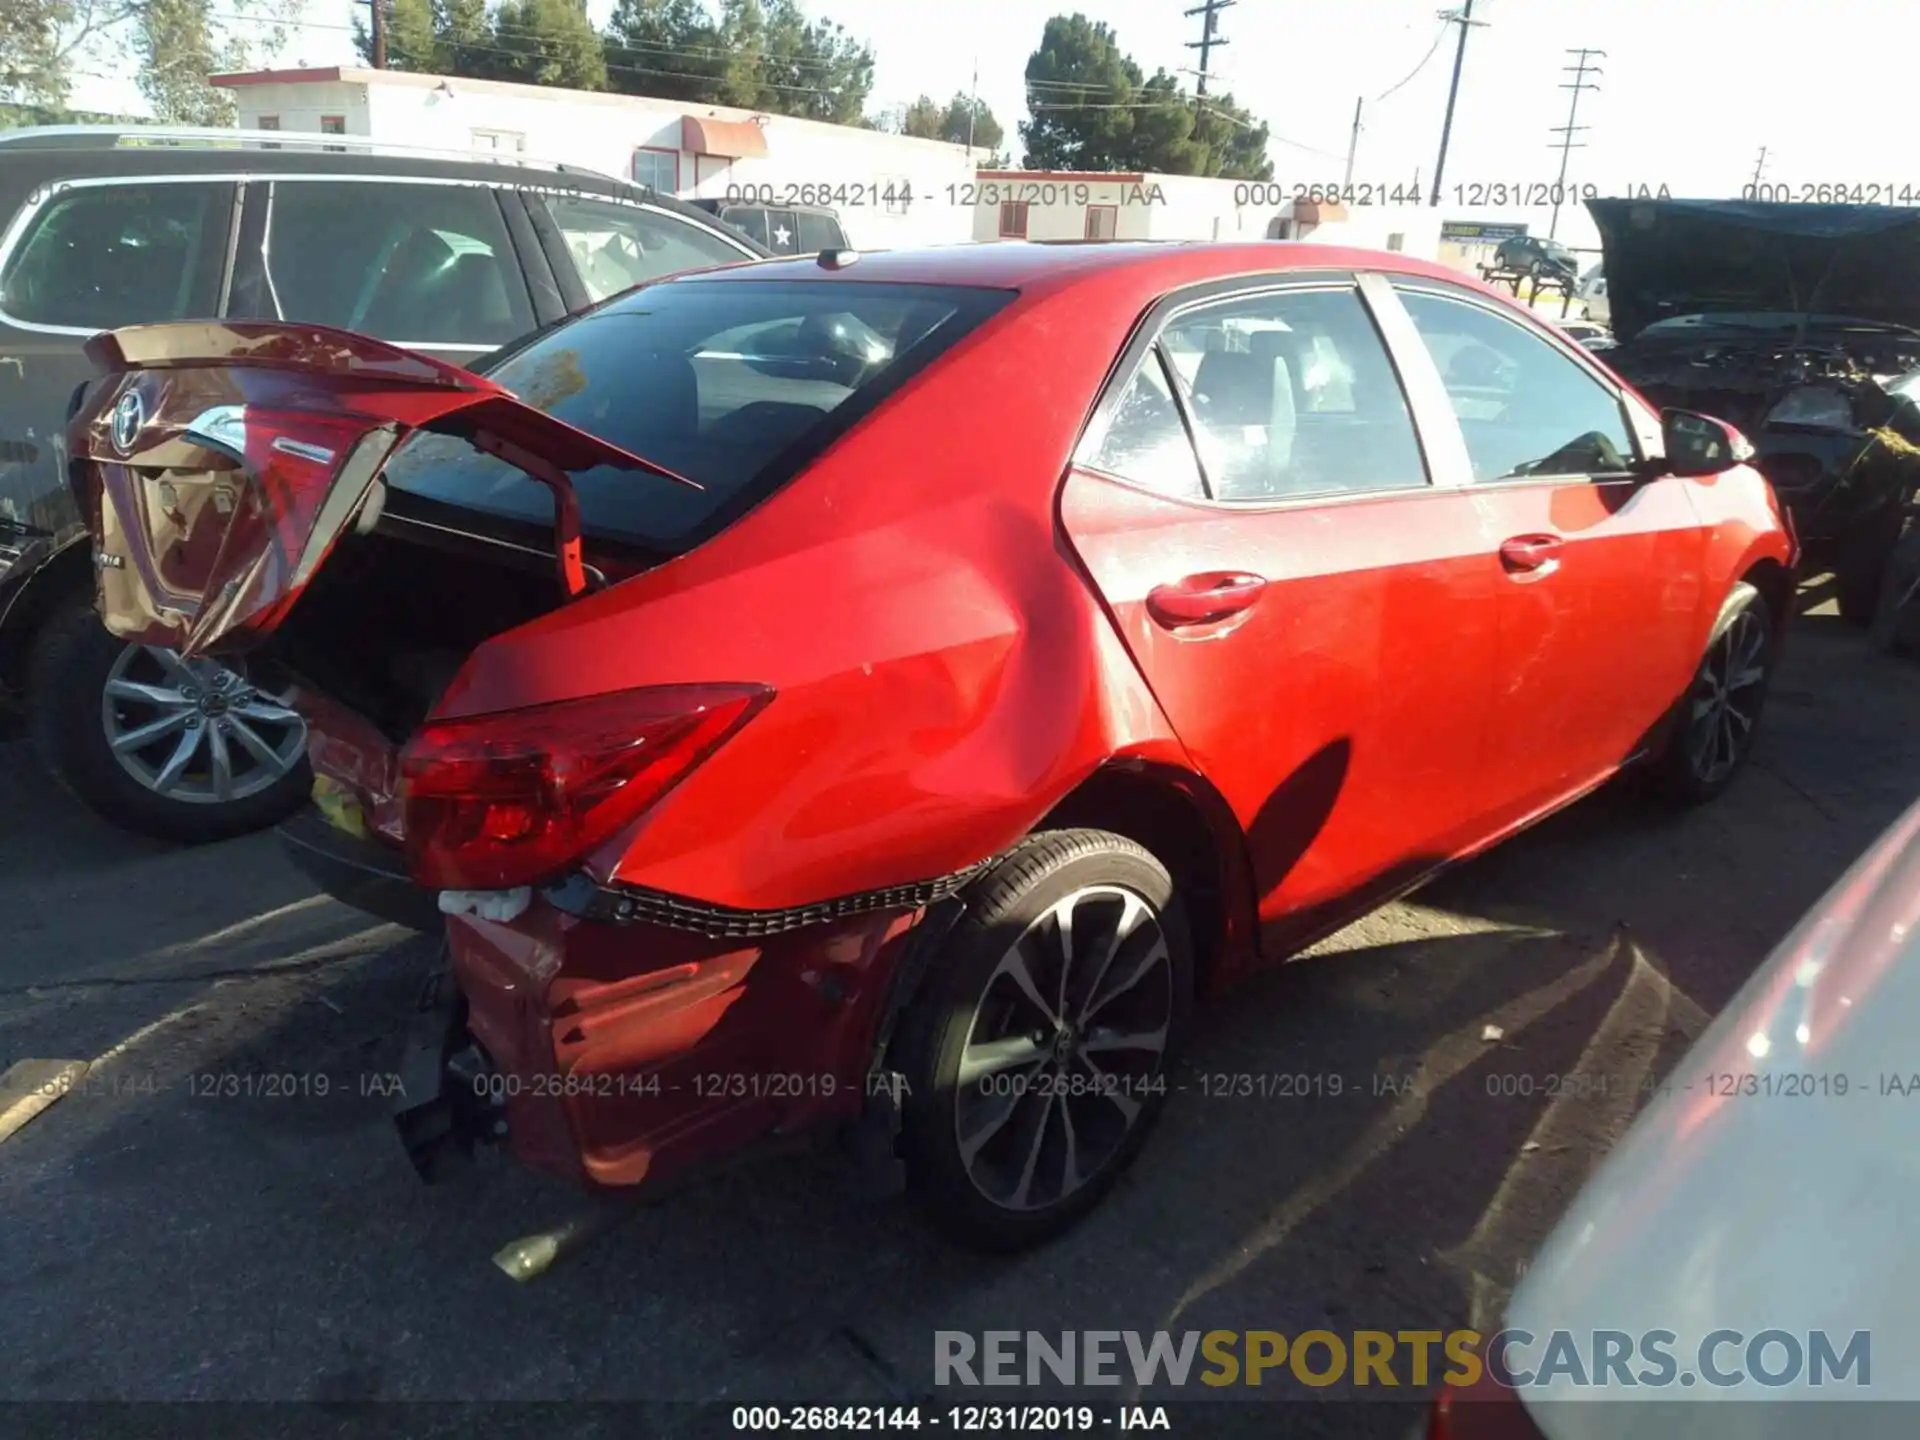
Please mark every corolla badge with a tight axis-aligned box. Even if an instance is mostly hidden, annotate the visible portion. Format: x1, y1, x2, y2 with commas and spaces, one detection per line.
109, 391, 145, 455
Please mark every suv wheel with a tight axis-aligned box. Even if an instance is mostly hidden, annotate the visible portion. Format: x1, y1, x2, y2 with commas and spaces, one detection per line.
894, 830, 1192, 1251
28, 600, 310, 843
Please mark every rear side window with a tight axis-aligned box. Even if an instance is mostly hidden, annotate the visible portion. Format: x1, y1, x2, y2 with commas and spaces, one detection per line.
719, 206, 770, 247
1086, 351, 1206, 500
1158, 287, 1429, 501
262, 180, 532, 346
763, 210, 802, 254
0, 182, 229, 330
542, 193, 750, 303
382, 279, 1014, 550
795, 211, 845, 253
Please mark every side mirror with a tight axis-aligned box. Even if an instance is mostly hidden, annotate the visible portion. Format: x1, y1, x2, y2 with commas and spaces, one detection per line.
1660, 408, 1755, 478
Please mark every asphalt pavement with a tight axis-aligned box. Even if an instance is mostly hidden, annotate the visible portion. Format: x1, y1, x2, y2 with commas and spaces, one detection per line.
2, 603, 1917, 1438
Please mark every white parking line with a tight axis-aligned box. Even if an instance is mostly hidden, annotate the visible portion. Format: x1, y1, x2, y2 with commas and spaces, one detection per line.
0, 1059, 90, 1144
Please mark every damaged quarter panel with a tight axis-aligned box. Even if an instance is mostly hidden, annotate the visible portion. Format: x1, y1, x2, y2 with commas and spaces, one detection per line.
428, 267, 1200, 915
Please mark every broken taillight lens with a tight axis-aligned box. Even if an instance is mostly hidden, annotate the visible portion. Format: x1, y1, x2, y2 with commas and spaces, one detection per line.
399, 683, 772, 892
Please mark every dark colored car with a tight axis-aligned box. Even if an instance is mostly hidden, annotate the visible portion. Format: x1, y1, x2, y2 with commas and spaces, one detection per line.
687, 197, 852, 255
1590, 197, 1920, 623
71, 243, 1792, 1250
1492, 235, 1579, 283
0, 126, 765, 841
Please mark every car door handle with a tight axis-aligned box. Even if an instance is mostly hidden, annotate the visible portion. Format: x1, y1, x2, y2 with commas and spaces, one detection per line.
1499, 534, 1563, 574
1146, 571, 1268, 627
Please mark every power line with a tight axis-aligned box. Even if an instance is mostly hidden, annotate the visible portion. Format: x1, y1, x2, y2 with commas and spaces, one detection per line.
1546, 46, 1602, 238
1373, 22, 1450, 103
1429, 0, 1487, 207
1183, 0, 1234, 98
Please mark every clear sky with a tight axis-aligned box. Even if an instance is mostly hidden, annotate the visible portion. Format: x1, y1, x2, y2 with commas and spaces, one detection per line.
66, 0, 1912, 254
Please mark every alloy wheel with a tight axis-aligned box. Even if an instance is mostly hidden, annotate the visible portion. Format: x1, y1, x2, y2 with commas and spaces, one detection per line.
101, 644, 308, 805
1684, 608, 1767, 786
951, 885, 1174, 1213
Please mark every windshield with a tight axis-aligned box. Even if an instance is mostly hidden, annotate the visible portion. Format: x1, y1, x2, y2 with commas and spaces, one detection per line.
383, 279, 1013, 549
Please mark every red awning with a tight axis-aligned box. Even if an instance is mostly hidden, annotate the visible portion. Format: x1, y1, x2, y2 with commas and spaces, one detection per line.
681, 115, 769, 159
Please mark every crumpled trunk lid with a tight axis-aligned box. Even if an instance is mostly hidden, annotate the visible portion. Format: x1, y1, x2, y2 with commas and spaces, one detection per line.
69, 320, 697, 659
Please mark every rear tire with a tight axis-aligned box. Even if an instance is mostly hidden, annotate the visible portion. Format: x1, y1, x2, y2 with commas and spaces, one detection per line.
893, 830, 1192, 1251
27, 599, 311, 844
1647, 581, 1773, 806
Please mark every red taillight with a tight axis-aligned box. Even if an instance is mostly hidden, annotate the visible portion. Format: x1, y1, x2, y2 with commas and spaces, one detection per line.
1426, 1380, 1550, 1440
399, 683, 771, 891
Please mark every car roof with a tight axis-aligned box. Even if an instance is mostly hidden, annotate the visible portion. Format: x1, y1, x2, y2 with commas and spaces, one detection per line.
669, 240, 1496, 302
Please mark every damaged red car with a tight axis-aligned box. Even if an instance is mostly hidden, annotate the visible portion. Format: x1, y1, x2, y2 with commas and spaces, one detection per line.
69, 243, 1794, 1249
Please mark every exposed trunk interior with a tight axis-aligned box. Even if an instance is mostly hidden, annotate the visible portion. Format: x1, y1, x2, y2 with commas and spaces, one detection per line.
254, 505, 600, 743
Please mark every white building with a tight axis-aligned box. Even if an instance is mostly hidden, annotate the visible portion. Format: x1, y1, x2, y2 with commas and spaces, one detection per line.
969, 169, 1444, 259
210, 66, 984, 249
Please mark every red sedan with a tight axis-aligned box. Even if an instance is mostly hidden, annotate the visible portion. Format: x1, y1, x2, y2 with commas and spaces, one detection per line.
69, 242, 1793, 1250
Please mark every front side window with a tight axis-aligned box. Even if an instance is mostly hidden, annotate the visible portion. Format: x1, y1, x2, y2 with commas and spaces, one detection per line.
382, 280, 1014, 549
1157, 287, 1429, 501
542, 193, 750, 303
1395, 287, 1638, 482
1085, 350, 1205, 500
263, 180, 532, 346
0, 182, 227, 330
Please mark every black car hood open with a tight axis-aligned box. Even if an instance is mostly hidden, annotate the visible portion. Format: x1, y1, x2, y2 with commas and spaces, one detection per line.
1587, 199, 1920, 342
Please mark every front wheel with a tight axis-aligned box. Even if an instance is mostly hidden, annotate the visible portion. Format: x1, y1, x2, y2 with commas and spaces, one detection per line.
28, 600, 311, 843
893, 831, 1192, 1251
1647, 581, 1773, 805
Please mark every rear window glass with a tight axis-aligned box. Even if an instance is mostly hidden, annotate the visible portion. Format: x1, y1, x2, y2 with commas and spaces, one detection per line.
382, 279, 1013, 549
0, 182, 228, 329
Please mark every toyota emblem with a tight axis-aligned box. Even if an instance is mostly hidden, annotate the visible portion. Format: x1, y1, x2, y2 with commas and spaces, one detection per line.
109, 391, 145, 455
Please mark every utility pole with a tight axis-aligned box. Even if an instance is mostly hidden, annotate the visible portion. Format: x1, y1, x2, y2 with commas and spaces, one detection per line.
1429, 0, 1487, 207
1547, 47, 1603, 238
1749, 145, 1769, 189
361, 0, 387, 68
1343, 96, 1363, 187
1184, 0, 1235, 98
966, 58, 979, 153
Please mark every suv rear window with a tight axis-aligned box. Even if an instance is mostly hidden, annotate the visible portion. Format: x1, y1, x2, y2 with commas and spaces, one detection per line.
381, 279, 1013, 549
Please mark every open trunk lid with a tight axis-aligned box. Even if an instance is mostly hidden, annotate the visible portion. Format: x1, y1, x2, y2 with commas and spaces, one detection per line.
71, 321, 699, 658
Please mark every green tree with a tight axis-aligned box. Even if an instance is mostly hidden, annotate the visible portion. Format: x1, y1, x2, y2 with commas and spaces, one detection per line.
1019, 12, 1270, 178
605, 0, 726, 101
137, 0, 243, 123
352, 0, 442, 72
1019, 14, 1140, 170
1190, 91, 1273, 180
711, 0, 871, 124
1, 0, 71, 107
900, 93, 941, 138
902, 91, 1002, 151
491, 0, 607, 89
